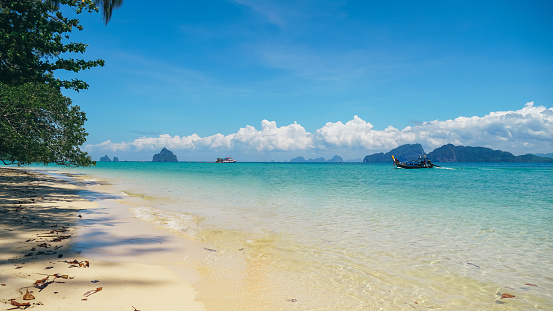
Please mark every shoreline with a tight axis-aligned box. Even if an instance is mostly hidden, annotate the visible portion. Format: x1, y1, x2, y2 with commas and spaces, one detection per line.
7, 166, 319, 311
4, 164, 550, 310
0, 167, 205, 311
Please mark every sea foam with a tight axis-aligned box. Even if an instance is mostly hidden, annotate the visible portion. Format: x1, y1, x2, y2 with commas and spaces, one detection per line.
130, 206, 200, 238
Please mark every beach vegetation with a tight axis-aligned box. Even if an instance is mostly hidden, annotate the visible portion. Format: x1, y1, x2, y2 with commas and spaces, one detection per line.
0, 0, 105, 91
47, 0, 123, 24
0, 0, 108, 166
0, 82, 92, 166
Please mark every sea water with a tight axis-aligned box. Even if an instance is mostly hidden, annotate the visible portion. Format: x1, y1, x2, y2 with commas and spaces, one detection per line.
46, 162, 553, 310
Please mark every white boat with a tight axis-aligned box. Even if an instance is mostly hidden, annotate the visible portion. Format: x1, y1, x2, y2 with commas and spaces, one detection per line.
216, 157, 237, 163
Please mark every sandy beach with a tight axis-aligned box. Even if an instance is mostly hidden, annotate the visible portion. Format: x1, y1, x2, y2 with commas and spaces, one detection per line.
3, 163, 550, 310
0, 167, 206, 311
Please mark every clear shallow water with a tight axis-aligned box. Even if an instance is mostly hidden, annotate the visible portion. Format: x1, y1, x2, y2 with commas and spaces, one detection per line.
48, 162, 553, 310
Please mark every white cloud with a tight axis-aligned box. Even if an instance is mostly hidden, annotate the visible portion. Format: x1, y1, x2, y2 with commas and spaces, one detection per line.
87, 103, 553, 157
86, 120, 314, 154
409, 102, 553, 153
232, 120, 313, 151
314, 116, 413, 150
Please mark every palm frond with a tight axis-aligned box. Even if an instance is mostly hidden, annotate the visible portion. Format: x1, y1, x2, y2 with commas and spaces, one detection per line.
95, 0, 123, 24
42, 0, 123, 24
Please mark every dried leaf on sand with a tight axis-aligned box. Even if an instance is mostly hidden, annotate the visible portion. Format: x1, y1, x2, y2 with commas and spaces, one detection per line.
10, 299, 31, 307
34, 276, 49, 284
83, 287, 103, 297
34, 276, 54, 290
65, 259, 89, 267
23, 289, 35, 300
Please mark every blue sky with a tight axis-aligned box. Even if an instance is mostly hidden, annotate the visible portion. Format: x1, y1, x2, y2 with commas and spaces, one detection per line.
59, 0, 553, 161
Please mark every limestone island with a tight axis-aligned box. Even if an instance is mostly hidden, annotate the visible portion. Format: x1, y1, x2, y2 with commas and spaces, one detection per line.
364, 143, 553, 163
153, 148, 178, 162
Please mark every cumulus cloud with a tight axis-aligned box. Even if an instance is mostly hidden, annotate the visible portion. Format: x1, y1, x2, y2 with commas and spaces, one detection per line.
232, 120, 313, 151
86, 120, 314, 154
409, 102, 553, 152
313, 116, 414, 150
87, 103, 553, 156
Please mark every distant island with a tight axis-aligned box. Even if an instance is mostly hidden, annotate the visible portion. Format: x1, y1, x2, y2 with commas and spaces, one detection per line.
99, 155, 119, 162
153, 148, 178, 162
290, 155, 343, 163
363, 144, 553, 163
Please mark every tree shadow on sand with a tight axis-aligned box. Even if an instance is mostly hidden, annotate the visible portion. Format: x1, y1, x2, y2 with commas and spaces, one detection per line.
0, 168, 177, 266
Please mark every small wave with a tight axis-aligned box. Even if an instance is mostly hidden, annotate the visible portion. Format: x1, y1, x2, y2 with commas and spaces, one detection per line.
130, 206, 200, 238
121, 191, 155, 200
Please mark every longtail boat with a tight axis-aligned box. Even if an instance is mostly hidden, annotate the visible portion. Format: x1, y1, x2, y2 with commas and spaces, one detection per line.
392, 155, 438, 169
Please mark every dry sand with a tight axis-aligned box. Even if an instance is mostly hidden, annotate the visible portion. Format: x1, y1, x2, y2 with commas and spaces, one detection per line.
0, 167, 206, 311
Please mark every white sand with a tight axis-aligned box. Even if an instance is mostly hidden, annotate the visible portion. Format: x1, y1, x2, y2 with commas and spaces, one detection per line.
0, 167, 206, 311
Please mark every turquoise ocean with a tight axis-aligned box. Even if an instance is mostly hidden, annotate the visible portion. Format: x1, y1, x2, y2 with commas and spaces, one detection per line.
48, 162, 552, 310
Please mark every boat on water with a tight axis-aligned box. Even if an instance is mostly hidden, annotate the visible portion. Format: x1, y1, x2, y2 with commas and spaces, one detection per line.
392, 155, 438, 169
216, 157, 237, 163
